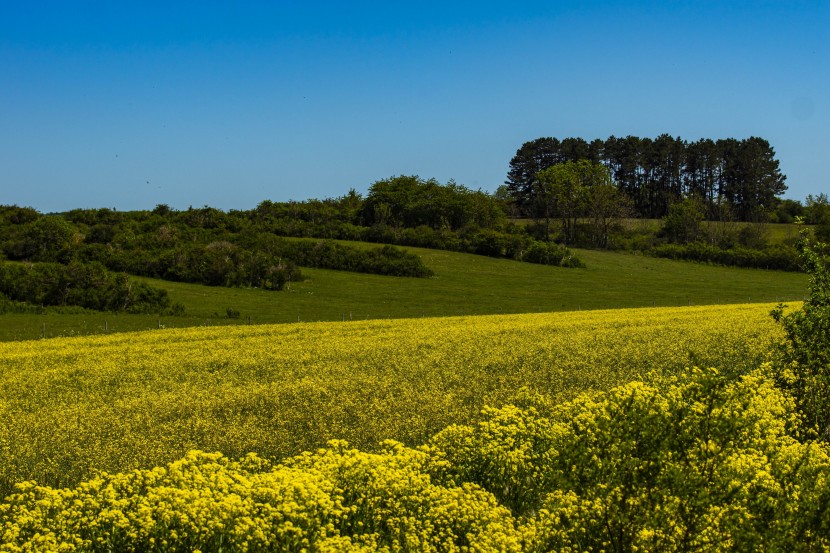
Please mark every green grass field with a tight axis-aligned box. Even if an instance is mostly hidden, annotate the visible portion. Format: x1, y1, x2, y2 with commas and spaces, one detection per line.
0, 244, 807, 341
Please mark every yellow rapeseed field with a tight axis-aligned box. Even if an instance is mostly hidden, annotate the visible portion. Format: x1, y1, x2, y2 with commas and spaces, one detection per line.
0, 304, 783, 496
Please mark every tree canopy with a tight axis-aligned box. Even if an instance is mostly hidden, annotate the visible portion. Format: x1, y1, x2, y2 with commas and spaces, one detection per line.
507, 134, 787, 221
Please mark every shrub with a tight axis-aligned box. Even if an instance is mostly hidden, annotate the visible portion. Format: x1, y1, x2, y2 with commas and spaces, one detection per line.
650, 242, 800, 271
429, 368, 830, 551
0, 261, 181, 314
522, 241, 585, 268
771, 234, 830, 440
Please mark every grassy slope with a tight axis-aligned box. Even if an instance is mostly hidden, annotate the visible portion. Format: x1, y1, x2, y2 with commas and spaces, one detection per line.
0, 245, 806, 341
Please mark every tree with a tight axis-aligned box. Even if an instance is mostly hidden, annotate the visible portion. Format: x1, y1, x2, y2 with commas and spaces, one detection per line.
505, 138, 563, 214
494, 185, 520, 218
771, 198, 805, 224
0, 205, 39, 225
18, 216, 79, 262
361, 175, 505, 231
683, 138, 721, 207
587, 182, 632, 248
603, 135, 642, 212
535, 160, 610, 245
805, 193, 830, 225
650, 134, 685, 216
510, 135, 788, 222
661, 196, 705, 244
771, 232, 830, 440
733, 137, 788, 221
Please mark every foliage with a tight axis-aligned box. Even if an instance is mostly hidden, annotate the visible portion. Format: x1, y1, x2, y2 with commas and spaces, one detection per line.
5, 215, 79, 263
0, 293, 46, 315
507, 135, 787, 221
505, 137, 603, 214
804, 193, 830, 225
771, 198, 805, 224
771, 234, 830, 440
585, 182, 632, 248
0, 191, 583, 292
361, 175, 505, 230
97, 241, 304, 290
526, 161, 625, 246
521, 241, 585, 268
661, 196, 705, 243
650, 242, 800, 271
429, 369, 830, 551
0, 262, 181, 314
2, 368, 828, 551
533, 161, 590, 244
281, 240, 434, 278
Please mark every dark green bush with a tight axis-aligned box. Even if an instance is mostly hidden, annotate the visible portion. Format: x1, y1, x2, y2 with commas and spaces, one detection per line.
0, 261, 181, 314
650, 242, 800, 271
771, 235, 830, 440
522, 241, 585, 268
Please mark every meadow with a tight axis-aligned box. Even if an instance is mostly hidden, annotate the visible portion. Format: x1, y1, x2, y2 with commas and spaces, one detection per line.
0, 244, 806, 341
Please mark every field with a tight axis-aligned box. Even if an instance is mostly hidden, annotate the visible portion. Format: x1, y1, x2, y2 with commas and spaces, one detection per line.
4, 300, 823, 551
0, 244, 820, 550
0, 302, 783, 497
0, 244, 807, 341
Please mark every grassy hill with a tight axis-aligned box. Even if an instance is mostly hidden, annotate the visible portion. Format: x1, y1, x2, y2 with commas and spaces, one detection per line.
0, 244, 807, 341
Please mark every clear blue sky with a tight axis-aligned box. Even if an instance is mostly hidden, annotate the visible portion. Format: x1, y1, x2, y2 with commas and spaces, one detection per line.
1, 1, 827, 212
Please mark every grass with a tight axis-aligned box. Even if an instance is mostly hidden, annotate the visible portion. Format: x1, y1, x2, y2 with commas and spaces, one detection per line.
0, 244, 807, 341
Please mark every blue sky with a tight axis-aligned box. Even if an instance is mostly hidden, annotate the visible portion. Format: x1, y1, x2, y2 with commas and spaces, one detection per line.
1, 1, 827, 212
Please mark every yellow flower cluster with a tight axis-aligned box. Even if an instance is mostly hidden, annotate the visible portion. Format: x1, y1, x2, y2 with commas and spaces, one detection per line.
0, 304, 784, 497
2, 367, 828, 552
0, 445, 521, 552
430, 367, 830, 551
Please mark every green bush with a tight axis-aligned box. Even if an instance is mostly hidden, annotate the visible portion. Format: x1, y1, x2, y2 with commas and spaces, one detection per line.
428, 368, 830, 551
771, 234, 830, 440
650, 242, 800, 271
284, 240, 434, 278
522, 241, 585, 268
0, 261, 181, 314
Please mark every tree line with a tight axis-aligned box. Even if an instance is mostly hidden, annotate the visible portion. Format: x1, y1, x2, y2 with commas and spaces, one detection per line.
253, 176, 582, 267
505, 134, 787, 221
0, 145, 820, 317
0, 184, 583, 312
